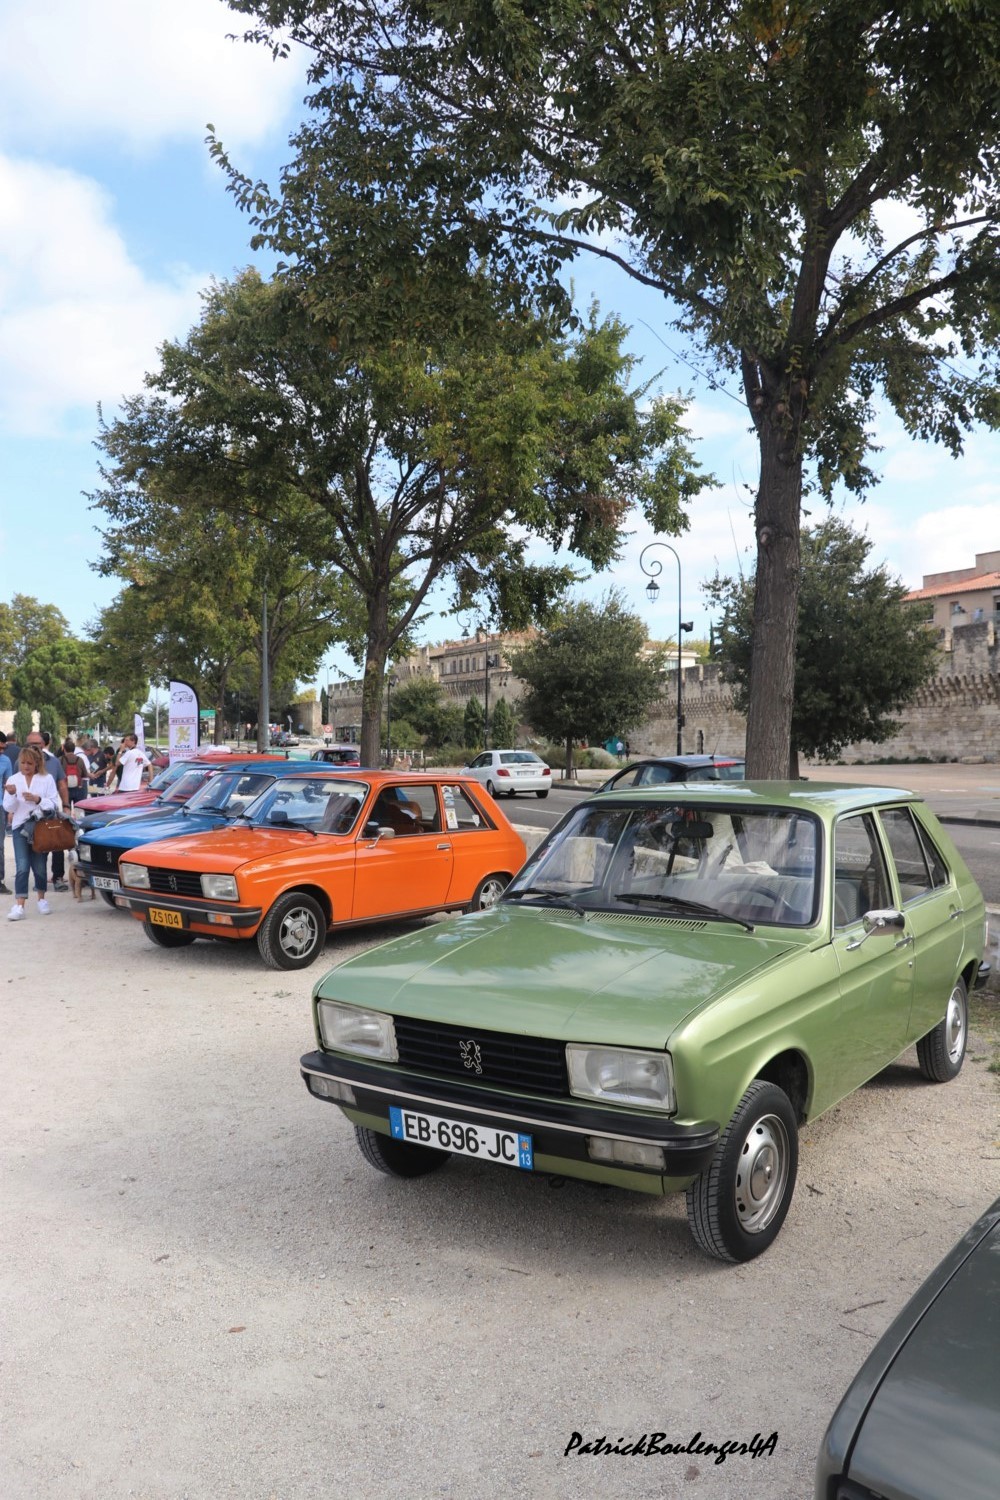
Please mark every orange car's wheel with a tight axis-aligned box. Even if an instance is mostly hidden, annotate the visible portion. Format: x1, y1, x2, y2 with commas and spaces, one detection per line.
143, 920, 196, 949
467, 873, 510, 911
257, 891, 327, 970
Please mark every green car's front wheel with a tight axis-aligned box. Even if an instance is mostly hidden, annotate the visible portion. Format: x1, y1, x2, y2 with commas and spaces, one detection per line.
354, 1126, 450, 1179
686, 1080, 798, 1263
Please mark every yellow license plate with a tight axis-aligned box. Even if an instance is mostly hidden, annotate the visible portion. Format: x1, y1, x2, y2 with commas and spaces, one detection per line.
149, 908, 183, 929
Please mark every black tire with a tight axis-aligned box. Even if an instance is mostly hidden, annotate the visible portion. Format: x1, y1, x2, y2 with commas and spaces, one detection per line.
485, 779, 498, 798
100, 890, 118, 909
354, 1125, 450, 1178
467, 872, 510, 911
916, 976, 968, 1082
143, 920, 196, 949
256, 891, 327, 970
536, 789, 549, 799
686, 1080, 798, 1263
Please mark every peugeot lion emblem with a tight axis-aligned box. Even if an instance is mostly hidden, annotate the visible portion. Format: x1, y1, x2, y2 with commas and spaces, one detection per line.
167, 874, 178, 892
459, 1040, 483, 1075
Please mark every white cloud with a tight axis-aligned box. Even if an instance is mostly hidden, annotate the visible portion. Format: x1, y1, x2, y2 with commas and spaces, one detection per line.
0, 0, 304, 152
0, 155, 207, 435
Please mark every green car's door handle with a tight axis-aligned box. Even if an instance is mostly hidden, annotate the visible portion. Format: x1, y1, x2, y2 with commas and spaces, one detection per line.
895, 934, 914, 949
949, 907, 964, 920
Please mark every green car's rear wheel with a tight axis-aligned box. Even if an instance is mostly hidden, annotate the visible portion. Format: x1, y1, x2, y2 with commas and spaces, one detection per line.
686, 1080, 798, 1263
916, 976, 968, 1082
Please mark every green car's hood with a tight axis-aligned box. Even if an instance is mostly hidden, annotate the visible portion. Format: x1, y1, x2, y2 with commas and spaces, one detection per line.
315, 906, 800, 1049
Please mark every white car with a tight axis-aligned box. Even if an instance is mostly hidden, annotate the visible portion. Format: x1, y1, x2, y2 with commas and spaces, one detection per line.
463, 749, 552, 799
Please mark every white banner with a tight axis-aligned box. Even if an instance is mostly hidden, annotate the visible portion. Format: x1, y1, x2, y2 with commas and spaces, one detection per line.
168, 680, 200, 762
133, 711, 145, 752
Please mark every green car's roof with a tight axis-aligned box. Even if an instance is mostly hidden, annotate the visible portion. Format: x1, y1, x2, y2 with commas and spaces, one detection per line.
596, 780, 921, 816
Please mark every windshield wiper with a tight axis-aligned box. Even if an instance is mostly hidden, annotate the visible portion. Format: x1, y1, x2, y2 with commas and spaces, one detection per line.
271, 818, 318, 836
615, 892, 755, 932
504, 886, 586, 916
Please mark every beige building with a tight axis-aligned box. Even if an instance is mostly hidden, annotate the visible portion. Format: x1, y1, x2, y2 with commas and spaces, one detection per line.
905, 548, 1000, 650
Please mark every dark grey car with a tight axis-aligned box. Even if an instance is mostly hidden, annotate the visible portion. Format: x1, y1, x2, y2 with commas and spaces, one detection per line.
815, 1195, 1000, 1500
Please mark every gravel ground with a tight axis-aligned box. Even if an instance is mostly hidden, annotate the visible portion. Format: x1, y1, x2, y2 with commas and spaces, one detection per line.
2, 895, 998, 1500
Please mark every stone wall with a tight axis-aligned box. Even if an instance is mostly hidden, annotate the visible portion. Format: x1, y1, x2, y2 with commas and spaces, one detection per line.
636, 618, 1000, 763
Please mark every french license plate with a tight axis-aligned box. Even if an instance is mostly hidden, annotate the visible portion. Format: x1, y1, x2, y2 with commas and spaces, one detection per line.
149, 907, 183, 929
389, 1106, 533, 1170
92, 875, 120, 892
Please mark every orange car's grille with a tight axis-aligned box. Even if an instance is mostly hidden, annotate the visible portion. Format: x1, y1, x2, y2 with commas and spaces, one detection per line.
146, 868, 204, 898
393, 1017, 568, 1096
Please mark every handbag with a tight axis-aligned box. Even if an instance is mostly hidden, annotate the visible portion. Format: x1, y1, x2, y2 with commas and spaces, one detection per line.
30, 813, 77, 853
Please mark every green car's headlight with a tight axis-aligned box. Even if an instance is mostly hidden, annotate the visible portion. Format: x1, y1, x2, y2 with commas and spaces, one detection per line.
119, 861, 150, 889
201, 873, 238, 900
566, 1045, 675, 1112
318, 1000, 398, 1061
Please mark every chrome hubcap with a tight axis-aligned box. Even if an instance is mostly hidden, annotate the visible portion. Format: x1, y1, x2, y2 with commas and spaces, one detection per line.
280, 908, 318, 958
945, 985, 966, 1064
734, 1114, 789, 1234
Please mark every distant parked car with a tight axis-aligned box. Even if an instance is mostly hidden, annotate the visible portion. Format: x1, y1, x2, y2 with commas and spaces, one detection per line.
311, 745, 361, 766
815, 1194, 1000, 1500
463, 749, 552, 799
270, 730, 299, 748
598, 754, 746, 793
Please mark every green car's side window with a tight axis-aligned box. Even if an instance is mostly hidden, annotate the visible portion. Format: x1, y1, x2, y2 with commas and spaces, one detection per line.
879, 806, 948, 903
833, 814, 892, 927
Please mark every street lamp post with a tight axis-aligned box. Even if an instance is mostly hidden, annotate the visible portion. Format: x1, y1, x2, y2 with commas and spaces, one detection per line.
639, 541, 693, 754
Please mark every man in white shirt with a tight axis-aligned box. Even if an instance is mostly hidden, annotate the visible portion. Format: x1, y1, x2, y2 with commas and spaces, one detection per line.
113, 734, 151, 792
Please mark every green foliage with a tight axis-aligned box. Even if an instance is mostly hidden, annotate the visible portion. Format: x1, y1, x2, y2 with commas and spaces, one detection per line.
38, 705, 62, 741
222, 0, 1000, 772
11, 638, 103, 726
463, 695, 485, 751
508, 592, 666, 773
489, 696, 516, 748
13, 704, 33, 742
705, 517, 941, 762
0, 595, 69, 708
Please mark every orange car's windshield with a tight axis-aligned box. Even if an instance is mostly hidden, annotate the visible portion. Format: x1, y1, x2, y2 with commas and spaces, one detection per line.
243, 777, 369, 834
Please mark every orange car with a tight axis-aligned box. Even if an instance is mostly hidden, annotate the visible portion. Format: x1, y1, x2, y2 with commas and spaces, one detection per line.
116, 770, 526, 969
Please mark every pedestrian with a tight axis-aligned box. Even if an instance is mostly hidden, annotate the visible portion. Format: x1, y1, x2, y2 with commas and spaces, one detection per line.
89, 742, 114, 790
60, 736, 91, 809
110, 732, 151, 792
27, 732, 71, 891
0, 735, 12, 895
3, 744, 58, 919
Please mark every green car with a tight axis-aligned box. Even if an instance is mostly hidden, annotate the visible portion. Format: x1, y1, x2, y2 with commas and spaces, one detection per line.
301, 782, 988, 1262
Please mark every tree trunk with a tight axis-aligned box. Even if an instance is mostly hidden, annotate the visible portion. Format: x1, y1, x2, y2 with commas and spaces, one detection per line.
744, 422, 802, 778
565, 733, 575, 779
360, 587, 391, 768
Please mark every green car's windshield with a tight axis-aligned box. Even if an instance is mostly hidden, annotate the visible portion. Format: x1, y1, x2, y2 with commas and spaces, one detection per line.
505, 801, 820, 926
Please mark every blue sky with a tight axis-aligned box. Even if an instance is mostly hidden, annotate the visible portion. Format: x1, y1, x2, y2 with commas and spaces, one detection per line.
2, 0, 998, 696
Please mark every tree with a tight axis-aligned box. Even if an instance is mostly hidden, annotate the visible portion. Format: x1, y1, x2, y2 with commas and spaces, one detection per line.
225, 0, 1000, 775
706, 517, 940, 774
463, 697, 485, 752
0, 595, 69, 707
13, 704, 33, 743
508, 593, 665, 775
101, 262, 702, 765
11, 638, 103, 728
92, 481, 352, 746
490, 696, 516, 748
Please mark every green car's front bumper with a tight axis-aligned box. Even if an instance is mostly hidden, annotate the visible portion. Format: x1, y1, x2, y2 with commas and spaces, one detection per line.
300, 1049, 720, 1194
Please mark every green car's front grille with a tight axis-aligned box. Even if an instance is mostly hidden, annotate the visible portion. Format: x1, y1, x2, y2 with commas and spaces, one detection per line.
393, 1016, 568, 1096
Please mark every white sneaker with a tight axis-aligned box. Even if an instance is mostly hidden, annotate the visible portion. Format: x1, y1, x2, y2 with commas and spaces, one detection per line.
7, 905, 25, 920
37, 898, 51, 915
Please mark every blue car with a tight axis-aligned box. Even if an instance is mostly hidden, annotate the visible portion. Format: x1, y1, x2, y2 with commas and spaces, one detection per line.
78, 763, 225, 833
77, 760, 308, 904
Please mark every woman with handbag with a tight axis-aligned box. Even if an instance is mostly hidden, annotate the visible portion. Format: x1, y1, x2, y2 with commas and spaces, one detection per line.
3, 745, 59, 920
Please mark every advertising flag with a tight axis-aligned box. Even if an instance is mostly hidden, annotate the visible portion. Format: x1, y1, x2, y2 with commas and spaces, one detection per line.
133, 711, 145, 751
168, 680, 200, 762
